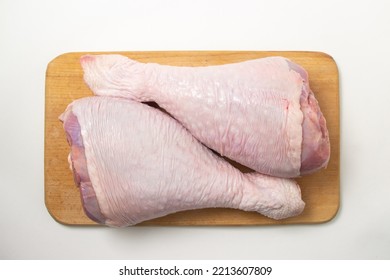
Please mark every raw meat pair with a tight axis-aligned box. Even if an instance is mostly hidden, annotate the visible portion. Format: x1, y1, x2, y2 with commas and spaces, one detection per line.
60, 55, 330, 227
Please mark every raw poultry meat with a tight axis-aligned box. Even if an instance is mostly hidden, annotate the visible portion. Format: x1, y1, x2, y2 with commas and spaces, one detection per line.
60, 97, 305, 227
80, 55, 330, 178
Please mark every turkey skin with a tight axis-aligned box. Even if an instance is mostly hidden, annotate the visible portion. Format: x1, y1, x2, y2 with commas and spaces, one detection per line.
81, 55, 330, 178
60, 97, 305, 227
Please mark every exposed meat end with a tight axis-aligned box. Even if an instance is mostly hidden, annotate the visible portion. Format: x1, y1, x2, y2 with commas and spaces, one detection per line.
60, 109, 106, 224
287, 60, 330, 174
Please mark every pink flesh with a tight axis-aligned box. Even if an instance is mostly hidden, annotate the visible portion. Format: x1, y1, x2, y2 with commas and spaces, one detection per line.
287, 61, 330, 174
300, 90, 330, 174
61, 111, 106, 224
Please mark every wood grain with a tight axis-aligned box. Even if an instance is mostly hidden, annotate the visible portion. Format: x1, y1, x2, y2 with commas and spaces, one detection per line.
45, 51, 340, 226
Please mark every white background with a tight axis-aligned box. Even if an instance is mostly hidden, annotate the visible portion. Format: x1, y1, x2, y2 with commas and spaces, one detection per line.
1, 0, 389, 259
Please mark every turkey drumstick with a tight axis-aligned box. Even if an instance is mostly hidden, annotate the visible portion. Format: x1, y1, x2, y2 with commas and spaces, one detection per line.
60, 97, 305, 227
81, 55, 330, 178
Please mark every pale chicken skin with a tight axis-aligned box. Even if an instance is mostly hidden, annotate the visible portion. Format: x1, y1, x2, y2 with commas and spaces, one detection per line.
60, 97, 305, 227
81, 55, 330, 178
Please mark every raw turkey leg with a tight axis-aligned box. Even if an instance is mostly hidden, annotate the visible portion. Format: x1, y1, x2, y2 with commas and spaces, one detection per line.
80, 55, 330, 178
60, 97, 305, 227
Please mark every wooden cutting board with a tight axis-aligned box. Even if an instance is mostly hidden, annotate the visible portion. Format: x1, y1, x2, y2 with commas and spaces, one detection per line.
45, 51, 340, 226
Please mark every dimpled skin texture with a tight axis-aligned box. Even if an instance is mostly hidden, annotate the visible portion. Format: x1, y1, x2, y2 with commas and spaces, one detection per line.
60, 97, 305, 227
81, 55, 330, 178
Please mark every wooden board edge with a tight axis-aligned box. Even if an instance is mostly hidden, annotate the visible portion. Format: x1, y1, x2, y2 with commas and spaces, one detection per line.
45, 50, 339, 65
